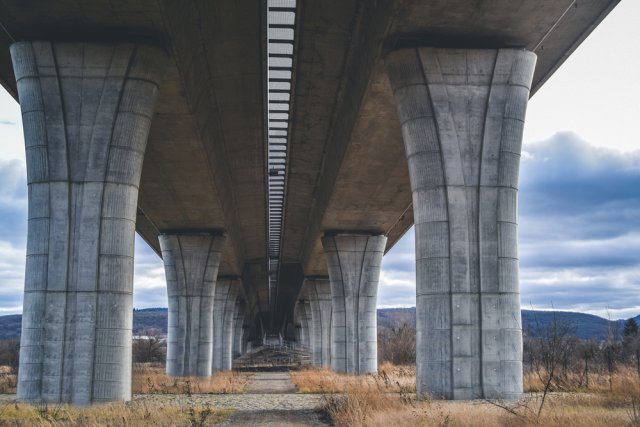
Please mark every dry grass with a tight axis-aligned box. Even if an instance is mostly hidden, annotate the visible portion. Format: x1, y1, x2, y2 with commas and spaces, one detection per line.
0, 364, 243, 426
132, 363, 248, 394
0, 400, 231, 426
318, 364, 640, 427
290, 362, 416, 394
0, 367, 16, 394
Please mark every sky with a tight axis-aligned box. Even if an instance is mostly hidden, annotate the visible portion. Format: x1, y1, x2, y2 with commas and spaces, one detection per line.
0, 0, 638, 319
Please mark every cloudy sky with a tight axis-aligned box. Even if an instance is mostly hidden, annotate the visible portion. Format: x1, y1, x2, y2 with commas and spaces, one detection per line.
0, 1, 638, 319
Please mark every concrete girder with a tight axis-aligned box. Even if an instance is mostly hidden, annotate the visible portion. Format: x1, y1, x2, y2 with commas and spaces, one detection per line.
12, 41, 166, 404
160, 233, 225, 377
387, 47, 536, 400
322, 234, 386, 374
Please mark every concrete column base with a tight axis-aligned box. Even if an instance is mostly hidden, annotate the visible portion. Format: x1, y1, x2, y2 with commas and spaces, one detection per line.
322, 233, 386, 374
12, 41, 165, 404
387, 47, 536, 400
160, 233, 225, 377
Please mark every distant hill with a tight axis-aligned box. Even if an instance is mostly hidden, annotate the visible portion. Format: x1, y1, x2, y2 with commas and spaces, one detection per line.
0, 307, 629, 341
521, 310, 621, 341
133, 307, 169, 334
378, 307, 415, 331
0, 315, 21, 340
377, 308, 624, 341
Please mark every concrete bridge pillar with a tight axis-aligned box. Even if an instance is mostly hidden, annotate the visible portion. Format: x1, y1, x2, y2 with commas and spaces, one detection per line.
232, 299, 246, 358
295, 299, 312, 348
11, 41, 165, 404
212, 278, 240, 372
159, 233, 225, 377
305, 278, 332, 368
386, 47, 536, 400
322, 234, 386, 374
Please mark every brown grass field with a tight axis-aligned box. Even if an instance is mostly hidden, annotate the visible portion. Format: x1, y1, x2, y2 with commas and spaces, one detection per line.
0, 364, 246, 426
292, 363, 640, 427
0, 401, 232, 426
131, 363, 248, 394
2, 363, 640, 426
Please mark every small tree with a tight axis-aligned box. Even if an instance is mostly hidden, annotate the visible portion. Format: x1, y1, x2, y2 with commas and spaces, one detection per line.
576, 339, 599, 389
527, 311, 576, 417
623, 318, 640, 376
0, 339, 20, 374
133, 329, 166, 364
624, 318, 639, 339
602, 311, 623, 391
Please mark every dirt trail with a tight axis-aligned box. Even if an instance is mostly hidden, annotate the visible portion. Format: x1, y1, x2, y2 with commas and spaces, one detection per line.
216, 371, 328, 426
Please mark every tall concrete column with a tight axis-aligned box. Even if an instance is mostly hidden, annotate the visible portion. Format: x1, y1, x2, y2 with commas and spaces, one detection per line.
295, 299, 311, 348
232, 299, 246, 358
386, 48, 536, 400
12, 41, 165, 404
212, 278, 240, 372
159, 233, 225, 377
322, 234, 386, 374
305, 278, 332, 368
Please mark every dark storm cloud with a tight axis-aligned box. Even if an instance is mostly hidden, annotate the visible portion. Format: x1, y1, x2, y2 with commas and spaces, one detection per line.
519, 133, 640, 265
379, 132, 640, 315
519, 132, 640, 316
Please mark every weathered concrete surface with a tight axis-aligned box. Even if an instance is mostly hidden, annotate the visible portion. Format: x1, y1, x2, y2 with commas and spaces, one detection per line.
160, 233, 225, 377
322, 234, 386, 374
301, 279, 332, 368
12, 41, 165, 404
294, 299, 312, 349
213, 278, 241, 372
387, 47, 536, 400
232, 299, 246, 358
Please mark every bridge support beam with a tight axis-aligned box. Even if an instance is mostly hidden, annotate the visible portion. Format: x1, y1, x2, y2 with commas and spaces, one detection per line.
304, 278, 332, 368
160, 233, 225, 377
322, 234, 386, 374
11, 41, 165, 404
387, 47, 536, 399
212, 278, 240, 372
232, 299, 246, 358
294, 299, 311, 348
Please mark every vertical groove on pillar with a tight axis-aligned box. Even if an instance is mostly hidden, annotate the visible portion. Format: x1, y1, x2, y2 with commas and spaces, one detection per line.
301, 279, 332, 368
233, 300, 246, 359
387, 47, 536, 400
213, 279, 240, 372
12, 41, 166, 404
160, 234, 224, 377
322, 234, 386, 374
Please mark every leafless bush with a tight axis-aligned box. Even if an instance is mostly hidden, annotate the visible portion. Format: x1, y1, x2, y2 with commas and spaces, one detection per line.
378, 322, 416, 365
133, 329, 166, 364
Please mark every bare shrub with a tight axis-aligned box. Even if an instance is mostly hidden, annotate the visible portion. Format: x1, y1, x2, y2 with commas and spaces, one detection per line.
378, 322, 416, 365
133, 329, 166, 364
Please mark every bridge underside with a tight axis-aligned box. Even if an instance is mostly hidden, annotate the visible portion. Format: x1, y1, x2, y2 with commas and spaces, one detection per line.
0, 0, 619, 404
